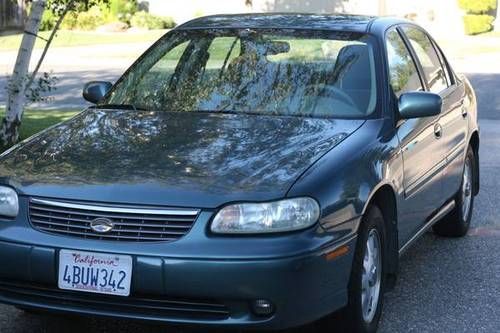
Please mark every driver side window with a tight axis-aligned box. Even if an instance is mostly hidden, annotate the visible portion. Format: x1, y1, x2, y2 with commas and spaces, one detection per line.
402, 26, 449, 94
386, 29, 423, 97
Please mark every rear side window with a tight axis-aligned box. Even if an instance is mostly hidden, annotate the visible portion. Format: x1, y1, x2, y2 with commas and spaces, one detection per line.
433, 40, 453, 86
385, 29, 423, 97
402, 27, 448, 93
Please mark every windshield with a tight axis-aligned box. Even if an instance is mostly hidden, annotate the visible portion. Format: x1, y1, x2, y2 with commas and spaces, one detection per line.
104, 29, 377, 119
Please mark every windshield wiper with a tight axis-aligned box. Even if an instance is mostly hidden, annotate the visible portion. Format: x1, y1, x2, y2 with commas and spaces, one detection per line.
90, 103, 147, 111
201, 102, 237, 114
197, 109, 240, 115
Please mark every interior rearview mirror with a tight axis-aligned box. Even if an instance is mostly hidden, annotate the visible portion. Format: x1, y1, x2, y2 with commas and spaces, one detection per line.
398, 92, 442, 119
264, 41, 290, 56
83, 81, 113, 104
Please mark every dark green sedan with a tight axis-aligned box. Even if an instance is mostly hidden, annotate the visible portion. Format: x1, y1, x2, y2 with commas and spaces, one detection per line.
0, 14, 478, 332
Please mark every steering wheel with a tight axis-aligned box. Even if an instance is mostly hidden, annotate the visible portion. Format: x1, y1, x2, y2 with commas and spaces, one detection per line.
304, 84, 357, 110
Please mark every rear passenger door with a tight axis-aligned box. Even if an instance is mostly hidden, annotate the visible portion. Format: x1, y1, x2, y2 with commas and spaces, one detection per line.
386, 28, 444, 245
401, 26, 468, 203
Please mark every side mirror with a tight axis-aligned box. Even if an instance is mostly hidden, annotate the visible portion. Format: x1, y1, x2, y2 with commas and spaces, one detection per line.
398, 92, 442, 119
83, 81, 112, 104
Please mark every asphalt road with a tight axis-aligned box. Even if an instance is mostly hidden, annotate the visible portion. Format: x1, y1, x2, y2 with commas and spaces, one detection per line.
0, 43, 146, 110
0, 61, 498, 333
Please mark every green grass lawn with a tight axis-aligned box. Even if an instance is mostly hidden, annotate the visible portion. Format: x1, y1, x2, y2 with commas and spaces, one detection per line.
0, 29, 167, 51
0, 108, 79, 141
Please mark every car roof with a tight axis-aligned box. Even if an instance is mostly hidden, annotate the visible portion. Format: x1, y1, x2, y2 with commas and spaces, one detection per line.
177, 13, 382, 33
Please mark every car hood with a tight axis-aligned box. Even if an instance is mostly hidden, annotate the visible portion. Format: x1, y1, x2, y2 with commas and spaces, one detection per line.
0, 110, 363, 208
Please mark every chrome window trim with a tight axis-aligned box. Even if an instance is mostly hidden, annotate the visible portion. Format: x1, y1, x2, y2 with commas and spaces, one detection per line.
29, 198, 200, 216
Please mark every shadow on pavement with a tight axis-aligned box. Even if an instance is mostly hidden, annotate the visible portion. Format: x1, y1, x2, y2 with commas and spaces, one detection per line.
465, 73, 500, 120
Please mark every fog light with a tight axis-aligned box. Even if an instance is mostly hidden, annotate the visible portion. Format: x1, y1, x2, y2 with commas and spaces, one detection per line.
252, 299, 275, 317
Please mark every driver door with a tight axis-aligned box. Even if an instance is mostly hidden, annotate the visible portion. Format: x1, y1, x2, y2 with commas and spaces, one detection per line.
386, 28, 444, 246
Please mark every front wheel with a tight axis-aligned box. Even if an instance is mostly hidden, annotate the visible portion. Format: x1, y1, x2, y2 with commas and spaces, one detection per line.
342, 205, 386, 333
433, 146, 476, 237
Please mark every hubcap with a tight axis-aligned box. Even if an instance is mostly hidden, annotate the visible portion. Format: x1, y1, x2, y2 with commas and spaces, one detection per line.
462, 158, 473, 220
361, 229, 382, 323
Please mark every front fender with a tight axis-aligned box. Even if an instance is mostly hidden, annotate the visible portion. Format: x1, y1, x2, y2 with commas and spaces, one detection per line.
287, 119, 403, 288
287, 119, 404, 232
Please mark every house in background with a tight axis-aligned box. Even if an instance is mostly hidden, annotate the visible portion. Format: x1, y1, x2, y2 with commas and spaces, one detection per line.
145, 0, 464, 37
0, 0, 465, 37
0, 0, 25, 31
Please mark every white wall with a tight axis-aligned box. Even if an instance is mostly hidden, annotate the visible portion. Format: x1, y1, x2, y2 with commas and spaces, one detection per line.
145, 0, 252, 25
144, 0, 382, 25
384, 0, 464, 37
144, 0, 463, 36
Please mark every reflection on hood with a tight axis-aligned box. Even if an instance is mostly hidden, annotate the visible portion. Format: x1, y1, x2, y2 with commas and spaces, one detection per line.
0, 109, 362, 201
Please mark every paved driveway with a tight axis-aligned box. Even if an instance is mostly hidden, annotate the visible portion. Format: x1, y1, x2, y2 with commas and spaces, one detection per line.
0, 43, 148, 109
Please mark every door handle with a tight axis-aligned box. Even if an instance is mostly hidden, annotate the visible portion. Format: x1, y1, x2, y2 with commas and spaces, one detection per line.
461, 106, 468, 118
434, 123, 443, 139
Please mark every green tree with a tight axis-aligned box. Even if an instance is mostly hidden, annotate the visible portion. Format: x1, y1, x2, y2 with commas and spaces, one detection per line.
1, 0, 108, 147
1, 0, 47, 147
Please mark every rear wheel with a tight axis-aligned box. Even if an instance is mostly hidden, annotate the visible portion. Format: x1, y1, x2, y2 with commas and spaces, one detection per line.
433, 146, 476, 237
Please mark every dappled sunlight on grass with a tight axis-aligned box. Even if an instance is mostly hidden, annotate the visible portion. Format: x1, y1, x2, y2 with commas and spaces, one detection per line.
0, 108, 79, 141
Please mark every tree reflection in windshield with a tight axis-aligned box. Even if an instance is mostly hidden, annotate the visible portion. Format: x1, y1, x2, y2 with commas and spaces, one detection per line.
105, 29, 377, 119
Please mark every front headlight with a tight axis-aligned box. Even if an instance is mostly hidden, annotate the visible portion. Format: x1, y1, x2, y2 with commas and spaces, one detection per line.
0, 187, 18, 218
211, 197, 320, 234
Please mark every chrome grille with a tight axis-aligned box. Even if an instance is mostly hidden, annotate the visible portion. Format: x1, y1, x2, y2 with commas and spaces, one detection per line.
29, 198, 199, 242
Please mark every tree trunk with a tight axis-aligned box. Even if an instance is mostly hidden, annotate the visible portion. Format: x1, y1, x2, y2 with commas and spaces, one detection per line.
26, 0, 76, 91
1, 0, 46, 147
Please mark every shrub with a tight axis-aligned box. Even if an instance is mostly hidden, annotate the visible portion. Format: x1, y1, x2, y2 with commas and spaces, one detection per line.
96, 21, 129, 32
162, 16, 176, 29
130, 11, 176, 29
463, 14, 495, 35
75, 6, 105, 30
193, 9, 204, 18
109, 0, 137, 24
40, 10, 56, 31
458, 0, 496, 14
130, 11, 162, 29
60, 11, 78, 30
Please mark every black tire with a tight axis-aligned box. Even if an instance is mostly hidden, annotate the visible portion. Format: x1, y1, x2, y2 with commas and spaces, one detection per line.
433, 146, 476, 237
341, 205, 387, 333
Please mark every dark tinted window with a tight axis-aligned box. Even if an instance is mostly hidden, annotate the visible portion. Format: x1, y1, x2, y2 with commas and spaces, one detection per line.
386, 29, 423, 97
402, 27, 448, 93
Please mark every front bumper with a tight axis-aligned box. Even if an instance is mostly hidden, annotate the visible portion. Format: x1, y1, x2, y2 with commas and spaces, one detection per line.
0, 236, 355, 330
0, 196, 358, 329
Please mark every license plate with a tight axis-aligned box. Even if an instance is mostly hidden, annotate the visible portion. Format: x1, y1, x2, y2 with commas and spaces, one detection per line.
58, 250, 132, 297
